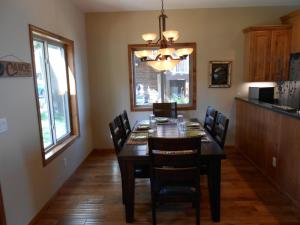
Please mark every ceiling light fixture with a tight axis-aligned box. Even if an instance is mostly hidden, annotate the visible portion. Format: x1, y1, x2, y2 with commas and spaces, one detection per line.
134, 0, 193, 71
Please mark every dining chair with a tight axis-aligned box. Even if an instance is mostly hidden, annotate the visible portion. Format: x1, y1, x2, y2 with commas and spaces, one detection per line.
212, 112, 229, 149
109, 116, 149, 204
203, 106, 218, 135
153, 102, 177, 118
148, 136, 202, 225
109, 116, 126, 154
119, 110, 131, 138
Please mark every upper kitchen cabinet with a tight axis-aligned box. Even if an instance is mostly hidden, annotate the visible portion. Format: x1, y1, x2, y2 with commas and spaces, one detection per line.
281, 9, 300, 53
243, 25, 291, 82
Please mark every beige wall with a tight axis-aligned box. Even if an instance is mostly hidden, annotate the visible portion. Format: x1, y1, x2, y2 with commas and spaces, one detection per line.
0, 0, 92, 225
86, 6, 296, 148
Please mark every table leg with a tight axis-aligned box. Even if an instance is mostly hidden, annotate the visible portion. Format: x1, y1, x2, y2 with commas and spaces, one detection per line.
119, 161, 125, 205
123, 162, 135, 223
207, 159, 221, 222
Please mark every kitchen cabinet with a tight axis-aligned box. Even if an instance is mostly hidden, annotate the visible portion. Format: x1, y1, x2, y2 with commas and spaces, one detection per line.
236, 98, 300, 207
243, 25, 291, 82
281, 9, 300, 53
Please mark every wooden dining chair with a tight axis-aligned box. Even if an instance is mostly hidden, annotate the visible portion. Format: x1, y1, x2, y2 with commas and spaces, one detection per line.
109, 116, 127, 154
119, 110, 131, 138
148, 136, 202, 225
109, 116, 149, 204
203, 106, 218, 135
153, 102, 177, 118
212, 112, 229, 149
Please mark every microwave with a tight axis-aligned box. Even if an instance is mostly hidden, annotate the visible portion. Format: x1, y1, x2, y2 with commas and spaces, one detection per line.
249, 87, 274, 104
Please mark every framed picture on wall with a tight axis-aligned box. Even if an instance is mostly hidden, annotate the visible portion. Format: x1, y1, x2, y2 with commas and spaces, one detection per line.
209, 61, 232, 88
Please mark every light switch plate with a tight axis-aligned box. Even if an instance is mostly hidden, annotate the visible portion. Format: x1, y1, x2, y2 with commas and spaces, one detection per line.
0, 118, 8, 133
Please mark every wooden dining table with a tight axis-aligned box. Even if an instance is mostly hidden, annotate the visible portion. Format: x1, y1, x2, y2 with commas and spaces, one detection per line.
118, 118, 226, 223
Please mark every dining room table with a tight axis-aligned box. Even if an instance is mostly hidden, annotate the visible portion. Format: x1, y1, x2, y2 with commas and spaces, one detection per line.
118, 117, 226, 223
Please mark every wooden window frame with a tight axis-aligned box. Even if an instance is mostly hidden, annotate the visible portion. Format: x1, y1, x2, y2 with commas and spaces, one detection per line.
0, 185, 6, 225
128, 43, 197, 112
29, 25, 80, 166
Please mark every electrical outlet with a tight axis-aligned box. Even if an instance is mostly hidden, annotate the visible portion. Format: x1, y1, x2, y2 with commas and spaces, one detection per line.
63, 158, 68, 168
272, 157, 277, 168
0, 118, 8, 134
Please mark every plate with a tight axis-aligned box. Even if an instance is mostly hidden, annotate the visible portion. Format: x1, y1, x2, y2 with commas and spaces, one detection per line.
186, 122, 200, 127
136, 125, 150, 130
131, 133, 148, 141
155, 117, 169, 123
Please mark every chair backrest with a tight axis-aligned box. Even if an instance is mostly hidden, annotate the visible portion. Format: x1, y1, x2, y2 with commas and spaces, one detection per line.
119, 110, 131, 138
213, 112, 229, 149
204, 106, 218, 134
148, 136, 201, 186
153, 102, 177, 118
109, 116, 126, 154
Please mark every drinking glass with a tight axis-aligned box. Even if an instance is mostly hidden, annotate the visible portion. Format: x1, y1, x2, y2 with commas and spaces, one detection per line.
177, 115, 184, 132
149, 114, 156, 129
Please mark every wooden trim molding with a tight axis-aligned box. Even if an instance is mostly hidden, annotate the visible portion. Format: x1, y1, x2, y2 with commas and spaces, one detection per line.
28, 25, 80, 166
0, 185, 6, 225
243, 25, 292, 33
128, 42, 197, 112
281, 9, 300, 22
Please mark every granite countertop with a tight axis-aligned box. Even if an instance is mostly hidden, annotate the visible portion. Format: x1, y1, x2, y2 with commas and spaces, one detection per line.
235, 97, 300, 120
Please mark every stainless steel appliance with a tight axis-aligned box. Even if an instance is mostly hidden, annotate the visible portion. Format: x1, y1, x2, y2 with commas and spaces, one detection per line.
249, 87, 274, 103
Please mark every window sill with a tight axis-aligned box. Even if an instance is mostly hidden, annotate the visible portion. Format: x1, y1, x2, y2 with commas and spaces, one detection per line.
43, 135, 79, 166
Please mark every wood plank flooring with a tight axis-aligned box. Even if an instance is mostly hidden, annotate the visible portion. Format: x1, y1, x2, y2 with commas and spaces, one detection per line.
33, 149, 300, 225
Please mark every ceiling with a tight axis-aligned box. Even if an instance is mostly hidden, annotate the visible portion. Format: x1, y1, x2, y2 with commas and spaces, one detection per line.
72, 0, 300, 12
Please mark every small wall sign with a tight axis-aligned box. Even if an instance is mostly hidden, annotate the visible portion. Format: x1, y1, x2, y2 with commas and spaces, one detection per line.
0, 60, 32, 77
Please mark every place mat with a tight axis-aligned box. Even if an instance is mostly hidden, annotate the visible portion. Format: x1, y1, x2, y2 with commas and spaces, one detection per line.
127, 132, 148, 145
185, 130, 206, 137
181, 130, 212, 142
133, 122, 151, 133
185, 121, 201, 128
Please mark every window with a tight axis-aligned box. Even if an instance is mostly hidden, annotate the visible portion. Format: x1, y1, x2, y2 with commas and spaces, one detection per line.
128, 43, 196, 111
29, 25, 79, 165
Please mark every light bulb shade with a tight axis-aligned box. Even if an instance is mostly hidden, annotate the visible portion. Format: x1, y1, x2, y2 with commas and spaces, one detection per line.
134, 50, 152, 58
163, 30, 179, 41
147, 59, 180, 71
142, 33, 157, 42
176, 48, 194, 57
158, 48, 176, 56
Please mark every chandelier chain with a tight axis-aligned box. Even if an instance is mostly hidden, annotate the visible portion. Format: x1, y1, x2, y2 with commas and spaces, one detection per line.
161, 0, 165, 15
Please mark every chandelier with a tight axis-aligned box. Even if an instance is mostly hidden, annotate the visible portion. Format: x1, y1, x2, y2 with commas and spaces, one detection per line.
134, 0, 193, 71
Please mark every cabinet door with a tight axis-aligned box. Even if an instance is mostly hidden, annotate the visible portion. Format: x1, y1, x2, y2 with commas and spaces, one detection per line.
278, 116, 300, 205
249, 31, 272, 81
270, 30, 291, 81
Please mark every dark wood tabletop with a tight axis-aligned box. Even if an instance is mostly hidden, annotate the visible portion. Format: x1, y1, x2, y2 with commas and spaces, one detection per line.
119, 120, 226, 160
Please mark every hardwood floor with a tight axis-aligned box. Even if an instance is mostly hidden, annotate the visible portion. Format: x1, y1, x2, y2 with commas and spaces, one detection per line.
33, 149, 300, 225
